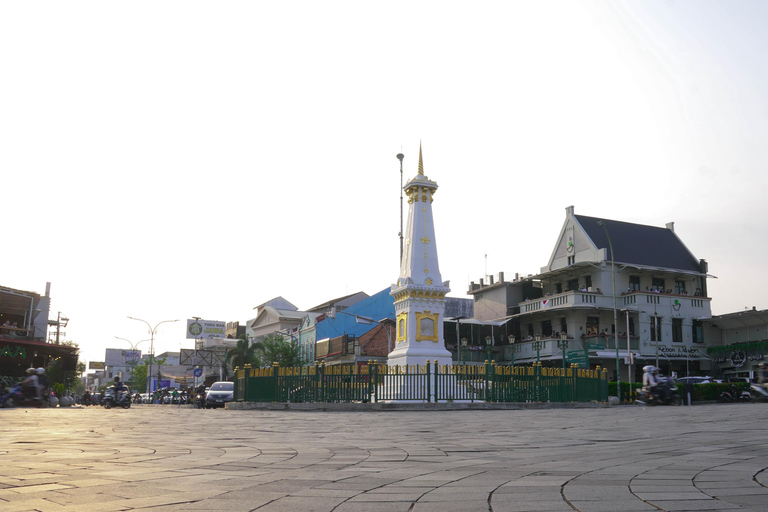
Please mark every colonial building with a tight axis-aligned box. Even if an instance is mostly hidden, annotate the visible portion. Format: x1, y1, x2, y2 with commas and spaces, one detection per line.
474, 206, 713, 381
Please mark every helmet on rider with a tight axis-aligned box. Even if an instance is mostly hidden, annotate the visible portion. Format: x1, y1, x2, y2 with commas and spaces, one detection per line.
36, 367, 45, 375
642, 365, 654, 373
26, 367, 35, 375
652, 367, 660, 375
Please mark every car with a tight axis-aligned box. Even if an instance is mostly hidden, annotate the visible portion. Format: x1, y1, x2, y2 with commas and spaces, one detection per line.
677, 376, 715, 385
205, 381, 234, 408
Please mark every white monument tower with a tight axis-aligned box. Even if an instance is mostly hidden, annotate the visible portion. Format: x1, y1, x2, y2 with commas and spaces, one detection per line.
388, 143, 452, 368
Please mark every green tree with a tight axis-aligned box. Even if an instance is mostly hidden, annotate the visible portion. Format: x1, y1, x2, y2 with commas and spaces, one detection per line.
129, 357, 167, 392
226, 334, 259, 370
45, 341, 82, 394
254, 334, 304, 367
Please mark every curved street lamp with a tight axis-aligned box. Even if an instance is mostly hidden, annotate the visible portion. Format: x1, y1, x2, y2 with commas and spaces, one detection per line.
597, 220, 621, 403
114, 336, 150, 386
127, 317, 179, 396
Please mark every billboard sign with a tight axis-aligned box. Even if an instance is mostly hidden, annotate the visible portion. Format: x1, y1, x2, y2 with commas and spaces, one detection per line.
186, 319, 226, 340
89, 361, 105, 370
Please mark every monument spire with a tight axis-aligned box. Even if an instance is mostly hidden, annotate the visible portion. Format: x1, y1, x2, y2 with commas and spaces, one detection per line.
389, 142, 452, 369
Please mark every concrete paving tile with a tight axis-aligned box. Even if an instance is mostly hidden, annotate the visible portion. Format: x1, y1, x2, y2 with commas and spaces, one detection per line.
646, 500, 743, 510
568, 499, 659, 511
416, 490, 491, 502
334, 502, 413, 512
481, 499, 574, 512
704, 487, 768, 497
247, 495, 348, 511
346, 493, 421, 502
717, 495, 768, 506
635, 491, 714, 500
8, 483, 73, 494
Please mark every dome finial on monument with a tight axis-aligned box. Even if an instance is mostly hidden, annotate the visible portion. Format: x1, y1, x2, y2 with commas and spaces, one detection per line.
418, 141, 424, 175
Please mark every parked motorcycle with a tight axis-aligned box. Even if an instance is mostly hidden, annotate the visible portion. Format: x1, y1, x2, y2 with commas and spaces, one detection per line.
720, 384, 751, 402
102, 386, 131, 409
750, 383, 768, 402
1, 383, 50, 408
636, 377, 682, 406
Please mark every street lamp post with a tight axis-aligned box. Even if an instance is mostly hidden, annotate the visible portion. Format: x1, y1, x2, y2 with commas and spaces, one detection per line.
508, 335, 515, 366
127, 317, 179, 397
484, 336, 493, 362
461, 338, 468, 365
558, 333, 569, 370
597, 220, 621, 403
654, 313, 660, 369
533, 334, 543, 364
450, 316, 466, 365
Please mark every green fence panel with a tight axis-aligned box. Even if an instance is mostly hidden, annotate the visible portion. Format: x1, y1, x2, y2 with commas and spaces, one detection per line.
233, 363, 608, 404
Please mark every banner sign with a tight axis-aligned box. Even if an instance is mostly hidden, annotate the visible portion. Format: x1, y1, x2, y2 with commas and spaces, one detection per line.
123, 349, 141, 363
186, 319, 225, 340
89, 361, 105, 369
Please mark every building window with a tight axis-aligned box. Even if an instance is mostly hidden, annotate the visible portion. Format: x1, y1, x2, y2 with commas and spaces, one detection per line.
629, 276, 640, 292
585, 275, 592, 290
652, 277, 665, 292
567, 255, 575, 265
674, 281, 686, 295
556, 283, 562, 294
567, 278, 578, 291
650, 316, 662, 342
586, 316, 599, 336
542, 320, 552, 337
692, 320, 703, 343
672, 318, 683, 343
561, 318, 568, 334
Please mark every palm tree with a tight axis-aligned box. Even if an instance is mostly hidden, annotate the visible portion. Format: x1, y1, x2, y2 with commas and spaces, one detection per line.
226, 334, 258, 370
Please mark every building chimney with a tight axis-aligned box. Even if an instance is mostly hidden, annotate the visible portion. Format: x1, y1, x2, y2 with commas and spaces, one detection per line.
515, 272, 520, 281
480, 278, 484, 287
45, 282, 51, 297
566, 205, 575, 216
666, 222, 675, 232
499, 272, 504, 283
489, 275, 494, 285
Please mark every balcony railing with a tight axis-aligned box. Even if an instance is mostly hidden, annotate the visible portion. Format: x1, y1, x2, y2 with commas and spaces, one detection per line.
521, 290, 710, 314
521, 290, 608, 313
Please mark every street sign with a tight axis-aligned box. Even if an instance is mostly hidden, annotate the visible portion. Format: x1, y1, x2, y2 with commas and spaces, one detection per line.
567, 351, 587, 366
193, 368, 202, 378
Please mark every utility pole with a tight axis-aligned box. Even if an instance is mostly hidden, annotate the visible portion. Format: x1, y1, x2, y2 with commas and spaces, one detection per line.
397, 151, 404, 263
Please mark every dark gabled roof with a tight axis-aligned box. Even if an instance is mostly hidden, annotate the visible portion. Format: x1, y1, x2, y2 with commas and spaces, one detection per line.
575, 215, 701, 273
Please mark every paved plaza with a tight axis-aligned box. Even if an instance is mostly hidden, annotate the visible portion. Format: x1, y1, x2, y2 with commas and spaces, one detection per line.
1, 403, 768, 512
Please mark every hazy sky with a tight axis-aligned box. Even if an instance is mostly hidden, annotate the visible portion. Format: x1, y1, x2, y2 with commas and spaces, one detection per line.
3, 1, 767, 367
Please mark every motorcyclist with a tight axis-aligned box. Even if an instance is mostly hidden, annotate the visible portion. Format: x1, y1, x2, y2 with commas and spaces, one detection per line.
757, 363, 768, 388
36, 368, 49, 398
195, 383, 207, 407
82, 389, 91, 405
21, 368, 41, 400
642, 365, 659, 402
113, 376, 127, 402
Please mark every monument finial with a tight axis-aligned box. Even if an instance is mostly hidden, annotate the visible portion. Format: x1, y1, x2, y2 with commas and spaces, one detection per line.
418, 141, 424, 175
